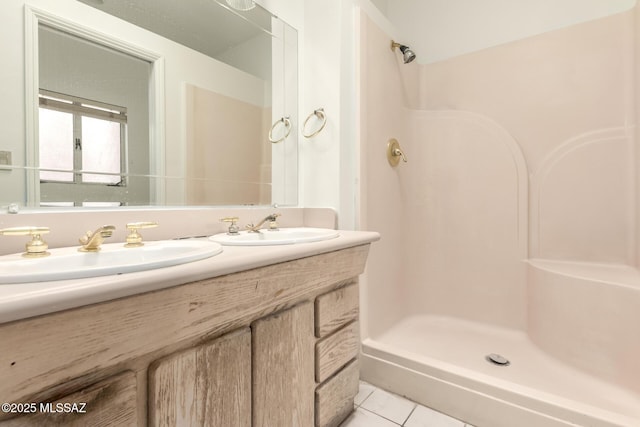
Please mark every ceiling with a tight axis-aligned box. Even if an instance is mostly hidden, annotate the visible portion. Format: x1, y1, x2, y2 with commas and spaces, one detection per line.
77, 0, 273, 58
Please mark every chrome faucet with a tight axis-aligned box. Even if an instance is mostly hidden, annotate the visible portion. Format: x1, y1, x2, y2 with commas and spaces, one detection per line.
246, 213, 281, 233
78, 225, 116, 252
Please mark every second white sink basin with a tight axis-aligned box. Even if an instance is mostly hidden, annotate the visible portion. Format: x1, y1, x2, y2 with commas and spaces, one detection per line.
0, 239, 223, 284
209, 227, 339, 246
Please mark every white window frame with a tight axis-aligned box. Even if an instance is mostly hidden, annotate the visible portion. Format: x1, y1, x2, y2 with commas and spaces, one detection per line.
39, 89, 128, 187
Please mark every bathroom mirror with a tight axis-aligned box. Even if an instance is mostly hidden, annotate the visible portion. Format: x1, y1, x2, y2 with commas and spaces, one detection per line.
0, 0, 298, 209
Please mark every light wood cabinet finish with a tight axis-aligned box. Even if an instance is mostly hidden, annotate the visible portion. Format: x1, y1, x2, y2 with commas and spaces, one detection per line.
315, 321, 360, 383
0, 371, 137, 427
0, 244, 370, 426
252, 303, 315, 427
148, 328, 251, 427
315, 359, 360, 427
315, 282, 359, 338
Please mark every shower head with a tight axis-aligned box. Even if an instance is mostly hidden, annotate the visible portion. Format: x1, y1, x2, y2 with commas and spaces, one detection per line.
390, 40, 416, 64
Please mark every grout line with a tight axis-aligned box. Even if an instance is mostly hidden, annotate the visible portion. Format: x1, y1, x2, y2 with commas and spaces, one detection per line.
362, 382, 468, 427
401, 404, 418, 426
358, 406, 403, 426
356, 388, 375, 407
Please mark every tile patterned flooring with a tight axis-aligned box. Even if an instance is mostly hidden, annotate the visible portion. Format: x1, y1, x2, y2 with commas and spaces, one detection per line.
340, 381, 475, 427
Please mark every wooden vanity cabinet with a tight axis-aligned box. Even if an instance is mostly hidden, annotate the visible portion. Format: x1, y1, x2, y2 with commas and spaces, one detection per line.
0, 244, 370, 427
149, 328, 252, 427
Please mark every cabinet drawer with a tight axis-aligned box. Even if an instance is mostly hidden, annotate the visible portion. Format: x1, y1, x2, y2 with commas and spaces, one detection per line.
0, 371, 137, 427
315, 321, 359, 383
315, 359, 359, 427
315, 282, 359, 338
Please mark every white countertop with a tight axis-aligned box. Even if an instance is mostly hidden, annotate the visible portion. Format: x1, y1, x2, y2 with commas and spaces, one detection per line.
0, 230, 379, 324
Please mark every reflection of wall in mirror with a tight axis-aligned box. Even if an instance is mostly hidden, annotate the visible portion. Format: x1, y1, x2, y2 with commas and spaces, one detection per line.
186, 84, 272, 206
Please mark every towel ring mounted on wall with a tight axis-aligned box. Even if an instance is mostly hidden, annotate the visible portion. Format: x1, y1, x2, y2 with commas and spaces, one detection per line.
268, 116, 292, 143
302, 108, 327, 138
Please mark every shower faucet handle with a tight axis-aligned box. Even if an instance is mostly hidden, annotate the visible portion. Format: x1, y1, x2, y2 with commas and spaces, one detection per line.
387, 138, 407, 166
393, 147, 407, 162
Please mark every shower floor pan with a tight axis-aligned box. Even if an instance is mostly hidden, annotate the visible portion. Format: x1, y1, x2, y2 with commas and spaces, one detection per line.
361, 315, 640, 427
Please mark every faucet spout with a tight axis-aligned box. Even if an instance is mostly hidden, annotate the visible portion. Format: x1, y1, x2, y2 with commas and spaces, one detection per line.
246, 213, 281, 233
78, 225, 116, 252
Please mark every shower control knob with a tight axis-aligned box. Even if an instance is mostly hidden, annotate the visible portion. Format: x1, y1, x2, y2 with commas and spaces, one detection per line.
387, 138, 407, 167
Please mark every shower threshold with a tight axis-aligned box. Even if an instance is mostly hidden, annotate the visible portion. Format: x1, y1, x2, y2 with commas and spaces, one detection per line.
361, 315, 640, 427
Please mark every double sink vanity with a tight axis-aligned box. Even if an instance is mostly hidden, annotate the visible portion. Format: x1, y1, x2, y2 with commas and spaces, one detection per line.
0, 210, 379, 427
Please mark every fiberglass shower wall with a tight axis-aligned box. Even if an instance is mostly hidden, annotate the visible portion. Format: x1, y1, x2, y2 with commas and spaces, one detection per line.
360, 4, 636, 338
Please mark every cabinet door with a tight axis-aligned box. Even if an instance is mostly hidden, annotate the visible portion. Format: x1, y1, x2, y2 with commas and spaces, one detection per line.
0, 371, 137, 427
148, 328, 251, 427
253, 302, 315, 427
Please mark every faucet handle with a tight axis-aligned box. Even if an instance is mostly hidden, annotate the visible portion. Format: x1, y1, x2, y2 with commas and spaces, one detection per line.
220, 217, 240, 235
0, 226, 50, 258
268, 214, 280, 230
125, 221, 158, 247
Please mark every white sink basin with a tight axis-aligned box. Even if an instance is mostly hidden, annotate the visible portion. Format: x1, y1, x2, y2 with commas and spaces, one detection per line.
0, 239, 223, 284
209, 227, 339, 246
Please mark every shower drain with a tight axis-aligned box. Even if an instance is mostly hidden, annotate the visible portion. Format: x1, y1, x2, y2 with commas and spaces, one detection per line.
485, 353, 510, 366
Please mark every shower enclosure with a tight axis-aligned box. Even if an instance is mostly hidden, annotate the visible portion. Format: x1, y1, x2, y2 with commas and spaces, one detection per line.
357, 6, 640, 427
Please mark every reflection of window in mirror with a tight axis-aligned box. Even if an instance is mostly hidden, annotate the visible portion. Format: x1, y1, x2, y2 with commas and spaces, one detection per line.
38, 24, 151, 206
39, 90, 126, 187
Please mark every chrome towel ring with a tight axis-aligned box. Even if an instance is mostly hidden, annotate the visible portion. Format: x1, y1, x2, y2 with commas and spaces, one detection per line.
302, 108, 327, 138
268, 116, 292, 143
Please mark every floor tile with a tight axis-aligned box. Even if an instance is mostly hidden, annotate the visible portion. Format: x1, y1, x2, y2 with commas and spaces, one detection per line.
340, 407, 400, 427
354, 381, 377, 406
359, 388, 416, 425
404, 404, 465, 427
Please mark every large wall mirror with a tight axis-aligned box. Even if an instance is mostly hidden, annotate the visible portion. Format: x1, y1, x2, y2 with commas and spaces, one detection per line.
0, 0, 298, 209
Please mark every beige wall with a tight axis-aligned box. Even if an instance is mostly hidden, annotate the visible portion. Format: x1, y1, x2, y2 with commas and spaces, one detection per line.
361, 6, 637, 335
418, 10, 635, 264
185, 85, 271, 206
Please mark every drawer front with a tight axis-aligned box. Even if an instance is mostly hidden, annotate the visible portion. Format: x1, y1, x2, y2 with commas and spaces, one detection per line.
315, 321, 360, 383
0, 371, 137, 427
315, 282, 359, 338
315, 359, 359, 427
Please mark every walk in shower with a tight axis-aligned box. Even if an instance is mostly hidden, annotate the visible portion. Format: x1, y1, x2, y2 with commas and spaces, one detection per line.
358, 5, 640, 427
